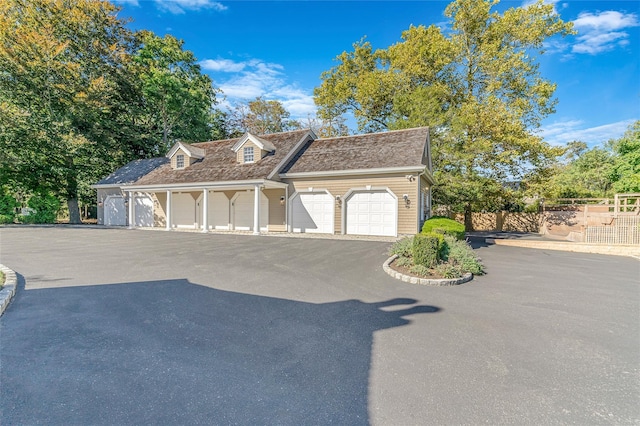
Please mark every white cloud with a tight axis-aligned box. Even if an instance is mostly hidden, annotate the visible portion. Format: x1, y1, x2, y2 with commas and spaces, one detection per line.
571, 11, 639, 54
540, 119, 636, 147
113, 0, 140, 6
154, 0, 227, 15
200, 59, 246, 73
204, 57, 317, 122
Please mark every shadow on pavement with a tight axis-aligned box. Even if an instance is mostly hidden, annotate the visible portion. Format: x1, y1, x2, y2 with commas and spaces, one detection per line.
1, 277, 440, 425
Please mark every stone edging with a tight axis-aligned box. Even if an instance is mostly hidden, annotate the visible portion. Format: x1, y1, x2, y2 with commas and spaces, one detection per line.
0, 264, 18, 316
383, 255, 473, 286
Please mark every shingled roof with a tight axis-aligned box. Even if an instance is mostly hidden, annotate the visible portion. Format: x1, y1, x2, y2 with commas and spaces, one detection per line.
95, 157, 169, 186
133, 129, 311, 186
280, 127, 430, 174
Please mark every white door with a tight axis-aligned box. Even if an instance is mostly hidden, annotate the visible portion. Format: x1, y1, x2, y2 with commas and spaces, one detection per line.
346, 191, 397, 236
232, 191, 268, 231
134, 195, 154, 227
291, 192, 334, 234
208, 192, 230, 230
173, 193, 197, 228
104, 196, 126, 226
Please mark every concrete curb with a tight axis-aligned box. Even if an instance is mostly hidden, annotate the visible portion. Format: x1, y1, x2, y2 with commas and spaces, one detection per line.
486, 238, 640, 259
0, 264, 17, 316
383, 255, 473, 286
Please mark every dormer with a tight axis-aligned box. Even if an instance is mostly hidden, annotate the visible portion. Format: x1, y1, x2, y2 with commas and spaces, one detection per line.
167, 141, 205, 170
232, 133, 276, 164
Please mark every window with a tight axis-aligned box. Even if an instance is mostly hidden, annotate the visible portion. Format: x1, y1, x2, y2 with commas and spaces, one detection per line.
176, 154, 185, 169
243, 146, 254, 163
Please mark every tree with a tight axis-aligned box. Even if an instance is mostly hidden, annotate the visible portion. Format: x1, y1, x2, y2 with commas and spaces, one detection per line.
609, 120, 640, 193
228, 97, 301, 136
314, 0, 573, 229
133, 31, 221, 154
0, 0, 136, 223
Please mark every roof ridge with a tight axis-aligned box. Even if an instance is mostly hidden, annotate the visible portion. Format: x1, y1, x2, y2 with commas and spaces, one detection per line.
318, 126, 429, 142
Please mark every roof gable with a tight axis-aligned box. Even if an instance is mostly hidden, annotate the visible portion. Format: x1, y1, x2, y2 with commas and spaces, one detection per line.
167, 141, 205, 159
232, 133, 277, 153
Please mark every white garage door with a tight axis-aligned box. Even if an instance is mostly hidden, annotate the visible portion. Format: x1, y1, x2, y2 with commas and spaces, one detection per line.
173, 193, 197, 228
291, 192, 334, 234
104, 196, 126, 226
134, 195, 154, 227
232, 191, 268, 231
346, 190, 397, 236
208, 192, 230, 230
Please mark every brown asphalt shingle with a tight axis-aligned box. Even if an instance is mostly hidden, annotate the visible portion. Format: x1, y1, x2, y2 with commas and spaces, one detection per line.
131, 127, 429, 186
133, 129, 310, 186
281, 127, 429, 174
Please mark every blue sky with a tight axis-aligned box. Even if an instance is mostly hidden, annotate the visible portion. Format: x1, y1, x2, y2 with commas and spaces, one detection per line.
115, 0, 639, 147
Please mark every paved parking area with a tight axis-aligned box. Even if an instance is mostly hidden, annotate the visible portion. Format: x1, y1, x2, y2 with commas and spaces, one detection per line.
0, 226, 638, 425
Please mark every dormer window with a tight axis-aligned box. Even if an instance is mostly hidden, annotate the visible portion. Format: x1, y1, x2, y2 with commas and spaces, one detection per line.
243, 146, 254, 163
176, 154, 185, 169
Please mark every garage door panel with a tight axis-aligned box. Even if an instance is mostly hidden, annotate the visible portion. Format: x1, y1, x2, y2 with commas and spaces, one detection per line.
292, 192, 334, 234
173, 193, 196, 228
233, 192, 268, 231
208, 192, 229, 230
134, 195, 154, 227
104, 197, 126, 226
346, 191, 397, 237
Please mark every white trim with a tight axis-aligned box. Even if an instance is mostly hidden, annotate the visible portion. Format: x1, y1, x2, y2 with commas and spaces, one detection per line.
167, 141, 205, 159
280, 166, 426, 179
125, 179, 288, 192
342, 187, 398, 237
232, 133, 276, 153
288, 189, 335, 234
91, 184, 122, 189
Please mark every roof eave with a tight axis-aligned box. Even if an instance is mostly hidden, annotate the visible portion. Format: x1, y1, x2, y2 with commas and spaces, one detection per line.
279, 165, 427, 179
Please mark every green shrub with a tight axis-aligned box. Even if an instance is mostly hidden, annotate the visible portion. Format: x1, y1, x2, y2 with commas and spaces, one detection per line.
20, 193, 61, 224
389, 236, 414, 257
0, 193, 18, 223
410, 264, 432, 277
422, 216, 465, 240
0, 214, 14, 224
435, 262, 465, 279
442, 235, 484, 275
412, 232, 444, 268
395, 256, 413, 267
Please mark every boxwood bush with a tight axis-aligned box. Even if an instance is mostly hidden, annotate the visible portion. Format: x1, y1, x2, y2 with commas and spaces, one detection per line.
421, 216, 465, 240
412, 232, 444, 268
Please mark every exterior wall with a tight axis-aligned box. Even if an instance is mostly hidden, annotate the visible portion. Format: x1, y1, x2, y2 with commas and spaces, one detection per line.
236, 142, 260, 163
263, 188, 286, 232
285, 174, 421, 235
170, 148, 187, 169
154, 192, 167, 228
97, 187, 124, 225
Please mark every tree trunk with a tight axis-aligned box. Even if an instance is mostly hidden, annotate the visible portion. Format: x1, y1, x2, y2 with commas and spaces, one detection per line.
464, 203, 474, 232
67, 197, 81, 224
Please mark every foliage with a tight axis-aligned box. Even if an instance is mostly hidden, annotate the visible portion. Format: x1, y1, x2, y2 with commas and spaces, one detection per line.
228, 97, 301, 136
441, 235, 484, 275
532, 121, 640, 198
422, 216, 466, 239
395, 256, 414, 268
133, 30, 220, 153
412, 232, 444, 268
389, 236, 414, 257
314, 0, 572, 228
609, 121, 640, 193
410, 264, 433, 277
434, 262, 464, 279
20, 192, 61, 224
0, 0, 136, 223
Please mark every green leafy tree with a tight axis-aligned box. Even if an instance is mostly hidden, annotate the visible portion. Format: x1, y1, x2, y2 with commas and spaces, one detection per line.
0, 0, 136, 223
314, 0, 573, 229
229, 97, 301, 136
609, 120, 640, 193
133, 31, 221, 153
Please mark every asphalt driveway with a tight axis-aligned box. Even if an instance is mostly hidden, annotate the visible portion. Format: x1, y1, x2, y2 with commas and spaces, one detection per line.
0, 227, 638, 425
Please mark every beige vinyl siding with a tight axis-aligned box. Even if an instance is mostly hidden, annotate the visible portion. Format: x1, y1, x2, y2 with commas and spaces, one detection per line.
154, 191, 167, 227
285, 174, 421, 235
263, 188, 286, 232
170, 148, 200, 169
